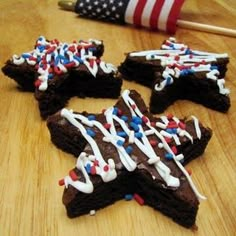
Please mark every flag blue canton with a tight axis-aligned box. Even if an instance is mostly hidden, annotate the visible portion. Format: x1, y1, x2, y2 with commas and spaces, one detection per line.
75, 0, 130, 24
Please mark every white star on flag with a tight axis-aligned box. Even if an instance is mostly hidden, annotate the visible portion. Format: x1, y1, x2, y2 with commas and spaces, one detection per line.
75, 0, 185, 33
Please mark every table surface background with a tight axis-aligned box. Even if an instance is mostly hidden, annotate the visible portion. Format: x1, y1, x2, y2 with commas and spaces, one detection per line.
0, 1, 236, 235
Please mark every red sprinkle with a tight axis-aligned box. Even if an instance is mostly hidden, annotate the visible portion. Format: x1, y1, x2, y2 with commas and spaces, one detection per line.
34, 79, 41, 88
29, 56, 37, 61
68, 45, 76, 52
171, 146, 178, 154
90, 166, 97, 175
103, 165, 109, 172
65, 61, 76, 68
69, 169, 78, 181
142, 116, 149, 123
58, 179, 65, 186
131, 104, 136, 110
133, 193, 144, 205
150, 139, 157, 147
178, 121, 186, 130
186, 168, 192, 176
94, 160, 99, 166
103, 123, 111, 129
167, 114, 174, 120
150, 122, 156, 127
165, 137, 172, 143
96, 59, 101, 64
174, 55, 180, 61
117, 109, 123, 116
167, 121, 178, 129
89, 59, 95, 68
54, 66, 63, 75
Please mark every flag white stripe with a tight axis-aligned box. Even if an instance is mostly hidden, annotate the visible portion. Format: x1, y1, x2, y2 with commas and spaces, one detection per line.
158, 0, 174, 31
125, 0, 139, 24
141, 0, 156, 27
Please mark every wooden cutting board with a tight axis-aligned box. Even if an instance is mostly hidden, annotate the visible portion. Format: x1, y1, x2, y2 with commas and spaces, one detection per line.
0, 0, 235, 235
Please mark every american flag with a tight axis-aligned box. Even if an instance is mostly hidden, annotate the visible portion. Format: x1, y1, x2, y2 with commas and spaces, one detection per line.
75, 0, 185, 33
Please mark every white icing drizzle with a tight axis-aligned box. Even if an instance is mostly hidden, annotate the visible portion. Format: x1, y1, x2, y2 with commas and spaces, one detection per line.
191, 116, 201, 139
12, 36, 117, 91
64, 152, 93, 194
129, 37, 229, 96
61, 89, 206, 200
121, 90, 206, 200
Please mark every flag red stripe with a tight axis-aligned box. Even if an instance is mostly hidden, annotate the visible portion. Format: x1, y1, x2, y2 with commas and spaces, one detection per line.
166, 0, 185, 33
133, 0, 147, 26
149, 0, 165, 29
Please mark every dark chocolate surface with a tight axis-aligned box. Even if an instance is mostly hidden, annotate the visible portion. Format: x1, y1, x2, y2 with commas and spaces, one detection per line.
47, 90, 212, 228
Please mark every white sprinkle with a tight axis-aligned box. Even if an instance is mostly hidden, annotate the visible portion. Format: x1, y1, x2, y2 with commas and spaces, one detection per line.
89, 210, 96, 216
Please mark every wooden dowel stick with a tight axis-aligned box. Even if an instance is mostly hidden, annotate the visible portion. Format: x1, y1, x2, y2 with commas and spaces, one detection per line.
177, 20, 236, 37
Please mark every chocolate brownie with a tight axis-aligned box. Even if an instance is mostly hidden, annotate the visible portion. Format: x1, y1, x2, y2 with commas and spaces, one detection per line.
118, 37, 230, 113
2, 36, 122, 118
47, 89, 212, 228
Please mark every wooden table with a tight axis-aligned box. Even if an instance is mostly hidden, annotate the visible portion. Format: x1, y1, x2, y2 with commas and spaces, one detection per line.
0, 1, 235, 235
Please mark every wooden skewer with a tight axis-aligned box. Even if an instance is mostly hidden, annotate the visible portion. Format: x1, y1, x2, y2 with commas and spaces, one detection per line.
177, 20, 236, 37
58, 0, 236, 37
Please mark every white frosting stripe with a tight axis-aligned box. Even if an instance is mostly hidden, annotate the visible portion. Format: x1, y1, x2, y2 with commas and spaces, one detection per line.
61, 89, 206, 200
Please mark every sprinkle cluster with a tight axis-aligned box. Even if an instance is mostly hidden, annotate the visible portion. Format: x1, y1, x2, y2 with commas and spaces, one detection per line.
130, 37, 229, 95
58, 90, 206, 201
12, 36, 116, 91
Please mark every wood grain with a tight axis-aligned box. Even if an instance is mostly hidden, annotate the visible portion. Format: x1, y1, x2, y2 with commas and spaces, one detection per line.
0, 1, 236, 235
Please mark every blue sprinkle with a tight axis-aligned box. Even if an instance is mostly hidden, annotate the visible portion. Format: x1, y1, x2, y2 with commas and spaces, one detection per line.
117, 140, 124, 146
55, 56, 60, 66
129, 122, 139, 132
125, 146, 133, 154
165, 153, 173, 160
88, 47, 96, 52
180, 70, 188, 76
63, 59, 70, 65
73, 55, 84, 63
166, 128, 177, 134
38, 45, 45, 52
113, 107, 118, 115
150, 54, 155, 59
37, 56, 41, 62
188, 69, 194, 74
38, 36, 44, 41
166, 128, 173, 134
166, 76, 172, 85
117, 131, 127, 138
135, 132, 143, 138
185, 48, 192, 55
86, 129, 95, 137
171, 128, 177, 134
121, 115, 128, 122
22, 53, 30, 59
85, 163, 91, 174
132, 116, 142, 125
63, 44, 68, 50
124, 194, 133, 201
87, 115, 96, 121
210, 65, 218, 70
48, 74, 53, 79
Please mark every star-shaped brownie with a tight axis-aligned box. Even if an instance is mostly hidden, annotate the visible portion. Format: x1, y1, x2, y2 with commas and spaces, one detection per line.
2, 36, 122, 118
47, 89, 212, 228
118, 37, 230, 113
